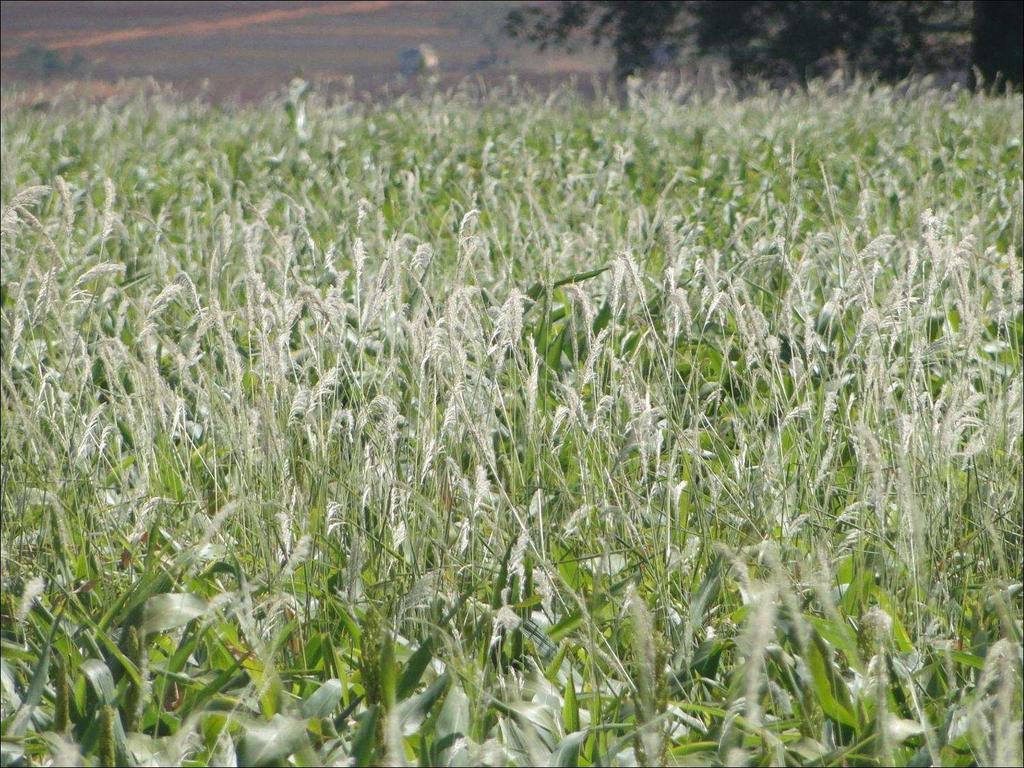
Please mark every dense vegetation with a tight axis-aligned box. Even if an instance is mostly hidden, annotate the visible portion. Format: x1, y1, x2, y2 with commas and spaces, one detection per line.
1, 78, 1022, 766
506, 1, 1023, 87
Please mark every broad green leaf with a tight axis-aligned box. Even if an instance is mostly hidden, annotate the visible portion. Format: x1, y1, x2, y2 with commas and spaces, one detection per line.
81, 658, 116, 706
671, 740, 720, 757
876, 592, 914, 653
300, 679, 343, 719
396, 638, 433, 701
0, 742, 26, 765
885, 715, 924, 744
547, 611, 583, 644
546, 323, 568, 371
349, 705, 379, 767
142, 593, 208, 635
806, 632, 858, 729
552, 730, 588, 767
948, 650, 984, 670
238, 714, 307, 767
525, 266, 610, 303
544, 642, 569, 683
21, 639, 52, 710
398, 672, 449, 736
506, 699, 558, 741
808, 615, 862, 673
435, 681, 469, 743
100, 562, 174, 632
690, 556, 724, 631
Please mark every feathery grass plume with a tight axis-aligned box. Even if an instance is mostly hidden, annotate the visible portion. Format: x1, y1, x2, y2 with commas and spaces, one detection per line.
859, 605, 894, 656
73, 407, 102, 465
54, 176, 75, 244
288, 387, 310, 426
16, 576, 45, 623
626, 584, 665, 766
411, 242, 433, 272
74, 262, 126, 290
329, 407, 354, 443
736, 578, 778, 728
535, 565, 556, 618
99, 177, 117, 243
509, 529, 530, 590
142, 282, 185, 335
457, 208, 479, 247
174, 271, 202, 313
489, 289, 528, 362
970, 638, 1024, 766
0, 77, 1020, 768
31, 267, 58, 321
0, 184, 50, 234
490, 605, 522, 651
6, 290, 28, 359
611, 252, 647, 316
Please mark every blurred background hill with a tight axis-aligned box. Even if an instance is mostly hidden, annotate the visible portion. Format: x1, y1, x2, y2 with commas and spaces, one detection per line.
2, 1, 1020, 102
1, 1, 612, 101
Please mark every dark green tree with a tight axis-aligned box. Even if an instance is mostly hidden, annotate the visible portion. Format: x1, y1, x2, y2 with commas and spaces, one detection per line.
972, 1, 1023, 88
506, 1, 690, 84
506, 1, 1020, 87
689, 1, 972, 83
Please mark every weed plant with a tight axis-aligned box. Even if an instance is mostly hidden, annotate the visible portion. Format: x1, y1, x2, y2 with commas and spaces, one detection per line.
1, 77, 1022, 766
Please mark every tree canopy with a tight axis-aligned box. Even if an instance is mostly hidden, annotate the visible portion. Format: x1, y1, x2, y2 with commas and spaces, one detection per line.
506, 1, 1022, 88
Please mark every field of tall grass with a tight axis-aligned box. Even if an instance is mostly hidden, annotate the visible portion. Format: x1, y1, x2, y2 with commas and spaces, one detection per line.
1, 78, 1022, 766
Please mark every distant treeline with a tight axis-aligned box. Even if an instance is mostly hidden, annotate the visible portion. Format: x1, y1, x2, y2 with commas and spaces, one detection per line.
507, 1, 1023, 88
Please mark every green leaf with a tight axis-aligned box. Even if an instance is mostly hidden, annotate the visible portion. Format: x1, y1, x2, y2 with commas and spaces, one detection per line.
396, 638, 433, 701
81, 658, 116, 706
349, 705, 379, 767
492, 537, 517, 609
99, 560, 174, 632
5, 616, 57, 737
238, 714, 307, 767
948, 650, 984, 670
806, 631, 858, 729
544, 642, 569, 683
21, 650, 51, 715
552, 730, 588, 767
525, 266, 610, 303
300, 679, 343, 719
545, 321, 568, 371
671, 740, 720, 757
876, 592, 914, 653
73, 612, 143, 691
547, 611, 583, 644
592, 299, 612, 335
690, 556, 724, 632
808, 615, 862, 672
562, 668, 580, 733
434, 681, 469, 755
398, 672, 449, 736
142, 593, 207, 635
